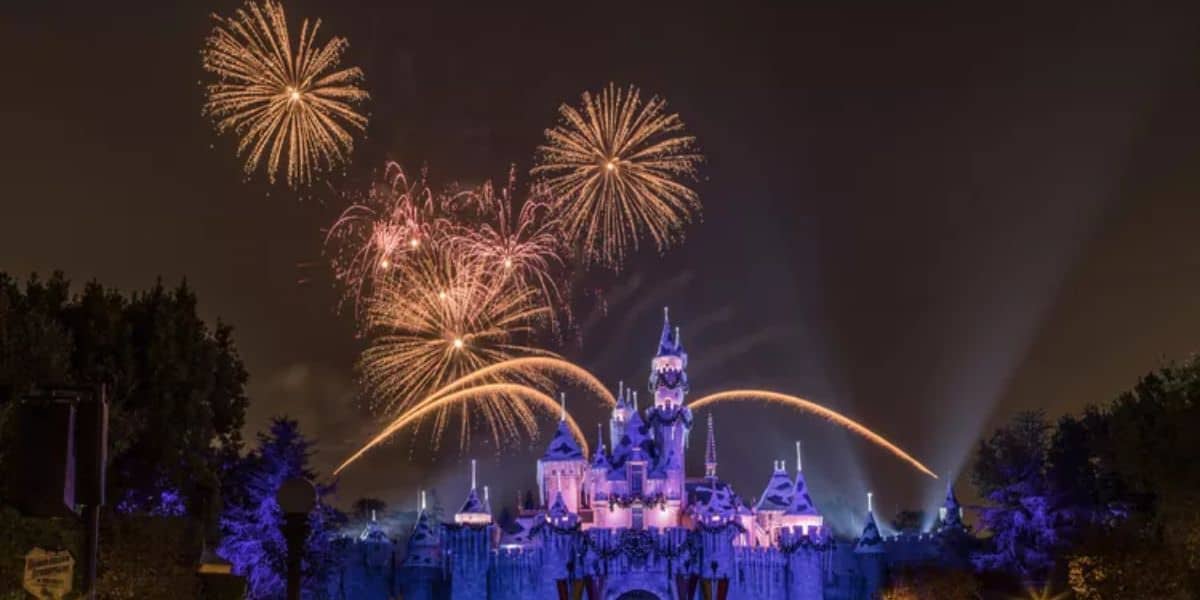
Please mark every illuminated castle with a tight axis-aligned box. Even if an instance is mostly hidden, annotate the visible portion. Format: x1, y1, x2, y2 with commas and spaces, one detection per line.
369, 309, 969, 600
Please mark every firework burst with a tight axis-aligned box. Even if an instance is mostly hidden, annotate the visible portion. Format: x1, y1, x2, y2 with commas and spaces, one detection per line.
358, 246, 556, 447
533, 83, 702, 267
447, 168, 569, 327
201, 0, 369, 187
325, 162, 462, 315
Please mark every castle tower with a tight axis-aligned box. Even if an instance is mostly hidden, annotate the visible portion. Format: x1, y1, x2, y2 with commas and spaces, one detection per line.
588, 424, 612, 526
609, 381, 632, 450
454, 460, 492, 526
937, 481, 965, 532
854, 493, 887, 598
648, 307, 689, 407
646, 307, 691, 512
537, 395, 586, 512
781, 441, 823, 535
401, 491, 444, 600
754, 460, 794, 542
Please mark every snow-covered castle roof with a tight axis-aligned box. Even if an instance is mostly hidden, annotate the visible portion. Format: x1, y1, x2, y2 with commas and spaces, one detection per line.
542, 419, 584, 461
755, 461, 794, 512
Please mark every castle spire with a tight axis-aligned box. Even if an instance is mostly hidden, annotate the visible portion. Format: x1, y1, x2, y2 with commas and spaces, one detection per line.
705, 412, 718, 479
938, 481, 964, 531
559, 392, 566, 422
656, 306, 673, 356
471, 458, 477, 490
785, 440, 820, 518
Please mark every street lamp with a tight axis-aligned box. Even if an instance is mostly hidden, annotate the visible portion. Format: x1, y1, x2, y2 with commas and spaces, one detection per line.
276, 478, 316, 600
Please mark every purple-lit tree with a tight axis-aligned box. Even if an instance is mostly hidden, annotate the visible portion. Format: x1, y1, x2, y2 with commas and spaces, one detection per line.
970, 411, 1070, 584
217, 417, 345, 599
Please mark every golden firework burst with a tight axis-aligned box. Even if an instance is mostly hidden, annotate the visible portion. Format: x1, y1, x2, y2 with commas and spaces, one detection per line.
358, 246, 556, 447
202, 0, 369, 187
533, 83, 702, 267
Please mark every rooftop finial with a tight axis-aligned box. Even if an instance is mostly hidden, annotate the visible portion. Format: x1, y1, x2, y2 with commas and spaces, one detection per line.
371, 509, 377, 522
471, 459, 477, 490
597, 423, 604, 450
664, 306, 669, 322
796, 440, 803, 473
867, 491, 874, 513
484, 485, 489, 502
420, 489, 426, 511
633, 391, 639, 410
618, 380, 624, 400
705, 412, 718, 479
675, 326, 681, 348
559, 392, 566, 422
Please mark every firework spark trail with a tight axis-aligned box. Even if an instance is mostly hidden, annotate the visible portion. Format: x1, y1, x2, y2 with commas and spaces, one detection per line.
333, 383, 589, 476
359, 247, 557, 446
418, 357, 617, 411
325, 163, 460, 315
533, 83, 702, 268
202, 0, 369, 187
447, 169, 568, 327
688, 390, 939, 479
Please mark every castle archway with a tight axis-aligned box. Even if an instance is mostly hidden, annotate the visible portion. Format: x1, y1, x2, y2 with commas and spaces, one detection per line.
616, 591, 661, 600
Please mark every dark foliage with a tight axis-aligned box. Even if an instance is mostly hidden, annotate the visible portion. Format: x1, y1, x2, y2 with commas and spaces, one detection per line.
0, 272, 248, 532
973, 356, 1200, 595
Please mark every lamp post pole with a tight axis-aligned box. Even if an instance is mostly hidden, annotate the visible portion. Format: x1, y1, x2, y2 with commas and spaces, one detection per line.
276, 478, 316, 600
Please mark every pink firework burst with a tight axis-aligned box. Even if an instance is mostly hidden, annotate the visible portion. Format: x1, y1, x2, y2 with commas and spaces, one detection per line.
447, 167, 570, 329
325, 162, 463, 317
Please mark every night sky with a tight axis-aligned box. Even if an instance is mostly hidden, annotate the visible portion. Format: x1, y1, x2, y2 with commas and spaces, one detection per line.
5, 1, 1200, 533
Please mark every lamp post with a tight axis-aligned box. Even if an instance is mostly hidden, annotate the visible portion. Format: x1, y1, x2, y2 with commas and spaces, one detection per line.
276, 478, 316, 600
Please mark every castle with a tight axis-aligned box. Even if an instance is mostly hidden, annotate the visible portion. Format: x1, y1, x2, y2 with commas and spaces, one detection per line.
342, 309, 969, 600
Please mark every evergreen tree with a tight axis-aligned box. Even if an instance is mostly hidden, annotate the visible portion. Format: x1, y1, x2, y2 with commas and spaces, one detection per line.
217, 417, 345, 599
970, 411, 1068, 584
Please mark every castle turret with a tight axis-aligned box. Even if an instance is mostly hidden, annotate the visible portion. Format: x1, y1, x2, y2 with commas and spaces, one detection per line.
648, 306, 689, 407
611, 403, 651, 466
854, 493, 887, 598
609, 381, 631, 451
537, 395, 587, 513
755, 461, 794, 509
454, 460, 492, 526
401, 491, 444, 600
781, 441, 823, 535
937, 481, 965, 532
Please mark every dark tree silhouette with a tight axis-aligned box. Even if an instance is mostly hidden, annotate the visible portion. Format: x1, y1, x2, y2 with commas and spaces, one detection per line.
0, 272, 248, 526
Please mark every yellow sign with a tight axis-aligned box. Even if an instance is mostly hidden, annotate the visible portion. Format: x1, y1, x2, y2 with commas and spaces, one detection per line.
23, 547, 74, 600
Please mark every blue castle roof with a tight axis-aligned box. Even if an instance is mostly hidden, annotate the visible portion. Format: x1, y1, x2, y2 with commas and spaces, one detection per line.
755, 462, 794, 512
542, 419, 584, 461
